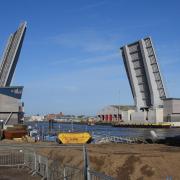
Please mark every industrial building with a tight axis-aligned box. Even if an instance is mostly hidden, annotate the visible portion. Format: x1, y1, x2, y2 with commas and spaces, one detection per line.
97, 105, 135, 122
0, 22, 26, 125
119, 37, 180, 124
163, 98, 180, 122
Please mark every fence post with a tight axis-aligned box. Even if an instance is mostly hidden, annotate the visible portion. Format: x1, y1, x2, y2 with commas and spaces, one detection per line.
87, 166, 91, 180
63, 166, 66, 180
46, 158, 49, 180
34, 151, 37, 172
83, 145, 91, 180
83, 145, 87, 180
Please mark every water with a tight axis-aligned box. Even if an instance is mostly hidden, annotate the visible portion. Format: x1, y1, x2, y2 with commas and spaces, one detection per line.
26, 121, 180, 141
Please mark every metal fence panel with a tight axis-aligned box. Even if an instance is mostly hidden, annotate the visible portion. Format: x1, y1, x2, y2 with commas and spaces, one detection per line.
47, 162, 84, 180
0, 150, 24, 167
89, 170, 116, 180
24, 151, 36, 171
0, 147, 116, 180
48, 160, 64, 180
65, 166, 84, 180
36, 154, 48, 177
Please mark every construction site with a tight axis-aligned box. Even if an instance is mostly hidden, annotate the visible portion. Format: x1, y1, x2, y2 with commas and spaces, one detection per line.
0, 20, 180, 179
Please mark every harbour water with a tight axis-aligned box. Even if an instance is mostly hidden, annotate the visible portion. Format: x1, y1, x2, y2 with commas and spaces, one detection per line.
26, 121, 180, 141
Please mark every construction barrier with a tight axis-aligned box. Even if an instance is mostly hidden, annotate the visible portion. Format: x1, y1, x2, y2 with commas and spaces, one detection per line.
0, 146, 116, 180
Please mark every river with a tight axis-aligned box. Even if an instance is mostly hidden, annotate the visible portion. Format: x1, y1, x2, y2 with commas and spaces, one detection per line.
25, 121, 180, 141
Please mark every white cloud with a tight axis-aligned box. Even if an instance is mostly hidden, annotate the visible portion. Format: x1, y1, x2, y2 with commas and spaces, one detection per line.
50, 29, 121, 53
49, 52, 120, 66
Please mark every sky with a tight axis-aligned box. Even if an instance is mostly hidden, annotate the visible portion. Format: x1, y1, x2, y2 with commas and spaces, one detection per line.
0, 0, 180, 115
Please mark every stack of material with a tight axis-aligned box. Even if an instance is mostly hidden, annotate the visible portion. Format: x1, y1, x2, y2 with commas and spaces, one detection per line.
3, 124, 27, 140
13, 135, 35, 143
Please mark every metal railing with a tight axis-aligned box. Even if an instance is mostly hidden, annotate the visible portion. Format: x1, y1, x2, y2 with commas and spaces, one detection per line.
89, 170, 117, 180
0, 149, 24, 167
93, 135, 147, 144
0, 146, 116, 180
48, 164, 84, 180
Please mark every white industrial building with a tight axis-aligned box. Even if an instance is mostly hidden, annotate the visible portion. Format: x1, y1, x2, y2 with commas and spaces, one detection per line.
163, 98, 180, 122
97, 105, 164, 124
29, 115, 44, 122
97, 105, 135, 122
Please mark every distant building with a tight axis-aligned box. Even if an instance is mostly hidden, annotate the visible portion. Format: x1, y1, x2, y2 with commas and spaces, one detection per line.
130, 107, 164, 124
97, 105, 135, 122
56, 112, 64, 119
29, 115, 44, 121
45, 114, 56, 120
163, 98, 180, 122
45, 112, 64, 120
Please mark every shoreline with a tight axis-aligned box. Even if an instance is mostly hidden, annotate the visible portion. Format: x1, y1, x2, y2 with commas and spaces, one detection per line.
26, 120, 180, 129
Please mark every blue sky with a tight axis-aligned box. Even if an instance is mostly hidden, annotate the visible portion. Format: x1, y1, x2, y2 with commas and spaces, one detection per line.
0, 0, 180, 115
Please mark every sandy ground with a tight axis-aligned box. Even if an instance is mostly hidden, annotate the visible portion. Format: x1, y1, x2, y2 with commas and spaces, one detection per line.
0, 167, 41, 180
37, 143, 180, 180
0, 140, 180, 179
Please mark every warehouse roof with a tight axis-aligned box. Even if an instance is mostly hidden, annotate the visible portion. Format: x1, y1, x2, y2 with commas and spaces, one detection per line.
110, 105, 136, 111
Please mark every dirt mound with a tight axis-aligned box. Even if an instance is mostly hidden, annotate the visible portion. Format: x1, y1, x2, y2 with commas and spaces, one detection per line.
36, 143, 180, 180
